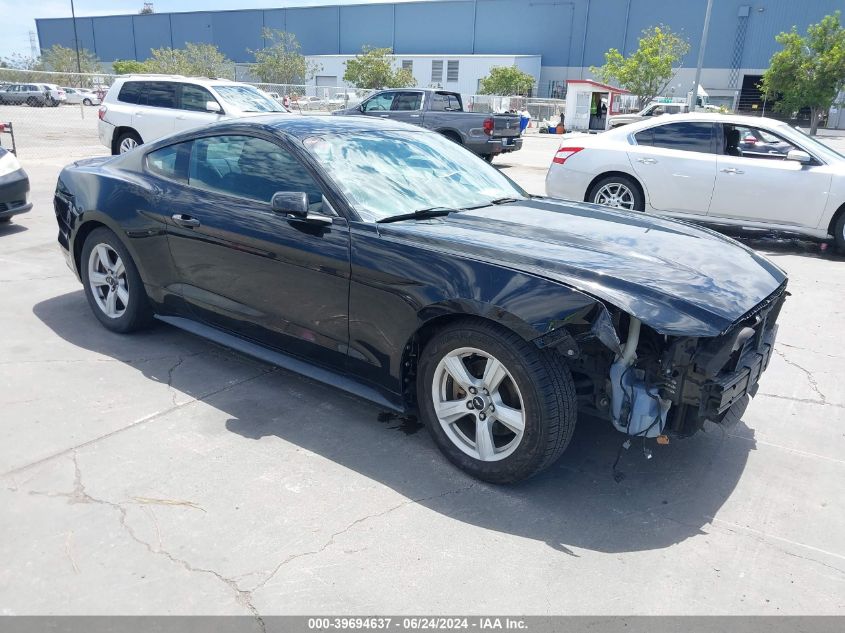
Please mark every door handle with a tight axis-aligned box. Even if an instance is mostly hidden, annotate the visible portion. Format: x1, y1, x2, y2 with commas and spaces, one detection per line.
720, 168, 744, 174
171, 213, 200, 228
637, 157, 657, 164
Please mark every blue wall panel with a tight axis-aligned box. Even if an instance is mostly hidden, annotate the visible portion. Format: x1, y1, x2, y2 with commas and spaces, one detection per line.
34, 0, 845, 69
340, 4, 394, 53
36, 19, 77, 52
474, 0, 576, 66
286, 7, 340, 55
394, 1, 474, 54
92, 16, 135, 62
170, 12, 214, 48
263, 9, 286, 35
211, 10, 264, 62
132, 14, 173, 59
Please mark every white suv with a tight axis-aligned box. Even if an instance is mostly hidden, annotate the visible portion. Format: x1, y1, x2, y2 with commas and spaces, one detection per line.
98, 75, 289, 154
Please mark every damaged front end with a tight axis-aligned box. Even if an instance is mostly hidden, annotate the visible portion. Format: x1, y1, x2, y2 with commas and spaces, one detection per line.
559, 281, 787, 439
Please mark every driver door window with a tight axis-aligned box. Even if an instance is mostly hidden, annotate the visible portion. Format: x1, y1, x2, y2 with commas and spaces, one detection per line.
362, 92, 396, 113
187, 135, 324, 211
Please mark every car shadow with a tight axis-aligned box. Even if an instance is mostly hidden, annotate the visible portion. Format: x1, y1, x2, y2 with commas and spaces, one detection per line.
33, 290, 755, 555
708, 228, 844, 261
0, 221, 28, 236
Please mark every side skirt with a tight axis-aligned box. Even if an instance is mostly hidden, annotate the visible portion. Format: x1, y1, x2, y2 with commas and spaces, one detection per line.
156, 315, 405, 414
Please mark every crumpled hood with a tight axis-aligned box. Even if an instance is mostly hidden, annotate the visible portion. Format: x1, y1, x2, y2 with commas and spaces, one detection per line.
381, 198, 786, 337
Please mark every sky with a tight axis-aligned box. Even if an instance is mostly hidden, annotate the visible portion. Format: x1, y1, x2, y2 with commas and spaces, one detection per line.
0, 0, 414, 59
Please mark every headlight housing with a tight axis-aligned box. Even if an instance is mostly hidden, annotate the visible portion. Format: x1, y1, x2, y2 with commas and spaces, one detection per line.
0, 150, 22, 178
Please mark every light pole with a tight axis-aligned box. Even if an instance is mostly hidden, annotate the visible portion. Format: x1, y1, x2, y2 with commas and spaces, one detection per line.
690, 0, 714, 111
70, 0, 83, 83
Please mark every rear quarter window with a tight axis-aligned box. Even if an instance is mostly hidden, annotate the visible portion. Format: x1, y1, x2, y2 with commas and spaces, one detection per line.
146, 143, 189, 182
117, 81, 142, 105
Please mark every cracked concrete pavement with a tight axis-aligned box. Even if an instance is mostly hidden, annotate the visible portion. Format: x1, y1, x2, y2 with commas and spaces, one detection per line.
1, 137, 844, 616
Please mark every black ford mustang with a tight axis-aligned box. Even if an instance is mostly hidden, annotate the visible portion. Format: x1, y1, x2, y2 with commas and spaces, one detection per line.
54, 115, 787, 483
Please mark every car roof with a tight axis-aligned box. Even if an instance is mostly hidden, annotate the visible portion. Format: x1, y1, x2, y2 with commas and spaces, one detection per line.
611, 112, 791, 134
117, 74, 240, 86
251, 113, 427, 138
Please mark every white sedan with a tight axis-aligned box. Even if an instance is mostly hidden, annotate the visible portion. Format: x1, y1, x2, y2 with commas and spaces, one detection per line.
61, 87, 101, 106
545, 113, 845, 253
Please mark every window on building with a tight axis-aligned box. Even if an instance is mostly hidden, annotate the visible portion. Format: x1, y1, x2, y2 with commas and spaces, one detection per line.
431, 60, 443, 84
402, 60, 413, 72
446, 60, 459, 83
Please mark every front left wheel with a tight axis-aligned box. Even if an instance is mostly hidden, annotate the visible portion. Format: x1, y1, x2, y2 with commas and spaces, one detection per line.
417, 319, 577, 483
80, 227, 154, 333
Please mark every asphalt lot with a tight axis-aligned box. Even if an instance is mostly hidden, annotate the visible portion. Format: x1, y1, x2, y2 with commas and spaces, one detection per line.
1, 121, 844, 618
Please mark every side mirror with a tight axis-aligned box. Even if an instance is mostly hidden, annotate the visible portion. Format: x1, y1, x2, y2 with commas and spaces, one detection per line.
206, 101, 222, 113
272, 191, 309, 216
786, 149, 812, 164
271, 191, 333, 225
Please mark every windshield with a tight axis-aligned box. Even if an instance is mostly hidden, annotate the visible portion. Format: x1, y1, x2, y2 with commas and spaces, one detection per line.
788, 126, 845, 160
212, 85, 287, 113
302, 130, 526, 222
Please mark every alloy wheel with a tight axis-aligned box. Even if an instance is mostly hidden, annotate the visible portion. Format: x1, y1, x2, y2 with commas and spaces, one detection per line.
119, 137, 138, 153
594, 182, 636, 210
431, 347, 526, 462
87, 243, 129, 319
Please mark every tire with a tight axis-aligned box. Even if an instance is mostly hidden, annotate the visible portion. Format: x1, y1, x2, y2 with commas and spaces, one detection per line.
440, 131, 462, 145
417, 319, 577, 483
834, 211, 845, 255
482, 154, 495, 163
115, 130, 142, 155
0, 217, 11, 224
587, 174, 645, 211
80, 227, 154, 333
26, 97, 37, 107
83, 98, 92, 106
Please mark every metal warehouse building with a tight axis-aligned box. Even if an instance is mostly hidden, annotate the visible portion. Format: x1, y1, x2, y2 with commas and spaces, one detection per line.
35, 0, 845, 105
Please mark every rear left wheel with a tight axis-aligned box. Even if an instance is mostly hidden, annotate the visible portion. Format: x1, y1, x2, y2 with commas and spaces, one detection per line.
83, 98, 92, 106
417, 319, 577, 483
80, 227, 154, 333
587, 175, 644, 211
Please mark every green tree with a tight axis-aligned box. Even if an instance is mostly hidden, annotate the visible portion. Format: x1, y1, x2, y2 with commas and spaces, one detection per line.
37, 44, 103, 86
182, 42, 234, 78
591, 25, 690, 108
250, 29, 320, 85
144, 43, 233, 78
478, 66, 536, 95
343, 46, 415, 89
143, 47, 189, 74
761, 12, 845, 135
112, 59, 150, 75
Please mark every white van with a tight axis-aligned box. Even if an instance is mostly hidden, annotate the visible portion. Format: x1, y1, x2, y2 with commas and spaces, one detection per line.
98, 75, 289, 154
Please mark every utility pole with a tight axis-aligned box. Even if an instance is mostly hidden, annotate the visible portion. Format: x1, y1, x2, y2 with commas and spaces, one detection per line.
70, 0, 83, 83
690, 0, 714, 111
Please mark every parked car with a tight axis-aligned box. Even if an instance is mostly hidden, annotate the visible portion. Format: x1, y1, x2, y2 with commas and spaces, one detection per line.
334, 89, 522, 161
53, 115, 786, 483
97, 75, 289, 154
38, 84, 67, 105
294, 95, 324, 111
0, 83, 63, 107
62, 87, 101, 106
608, 101, 690, 128
0, 147, 31, 223
545, 113, 845, 253
327, 91, 361, 108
